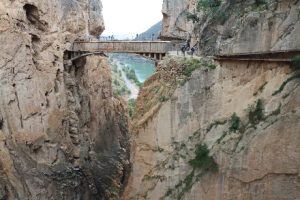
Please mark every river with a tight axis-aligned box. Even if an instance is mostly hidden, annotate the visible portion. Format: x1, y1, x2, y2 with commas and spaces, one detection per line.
109, 53, 155, 99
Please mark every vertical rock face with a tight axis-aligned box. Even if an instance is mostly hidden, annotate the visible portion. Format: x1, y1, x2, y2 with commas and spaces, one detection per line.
0, 0, 130, 199
124, 1, 300, 198
124, 57, 300, 200
161, 0, 300, 55
215, 0, 300, 54
161, 0, 197, 40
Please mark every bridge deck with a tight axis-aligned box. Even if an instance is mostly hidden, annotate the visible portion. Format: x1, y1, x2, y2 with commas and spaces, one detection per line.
71, 41, 174, 54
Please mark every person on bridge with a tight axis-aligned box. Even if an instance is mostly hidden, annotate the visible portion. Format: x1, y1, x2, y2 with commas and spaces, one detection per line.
181, 45, 186, 57
181, 34, 192, 56
185, 33, 191, 50
191, 47, 195, 57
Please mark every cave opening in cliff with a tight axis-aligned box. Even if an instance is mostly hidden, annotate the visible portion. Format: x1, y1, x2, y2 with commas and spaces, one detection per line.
23, 4, 47, 31
23, 4, 39, 24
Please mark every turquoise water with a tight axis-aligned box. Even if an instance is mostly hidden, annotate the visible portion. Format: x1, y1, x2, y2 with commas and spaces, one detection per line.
109, 53, 155, 83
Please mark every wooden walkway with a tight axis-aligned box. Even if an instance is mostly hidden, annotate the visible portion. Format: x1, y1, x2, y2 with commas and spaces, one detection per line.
71, 41, 175, 60
214, 49, 300, 63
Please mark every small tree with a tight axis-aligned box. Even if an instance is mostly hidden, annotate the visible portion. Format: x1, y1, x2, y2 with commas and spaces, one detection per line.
248, 99, 264, 126
229, 113, 240, 132
189, 144, 218, 171
128, 98, 136, 118
291, 56, 300, 68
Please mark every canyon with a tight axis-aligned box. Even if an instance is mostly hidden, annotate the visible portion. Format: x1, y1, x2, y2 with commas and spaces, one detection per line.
0, 0, 299, 200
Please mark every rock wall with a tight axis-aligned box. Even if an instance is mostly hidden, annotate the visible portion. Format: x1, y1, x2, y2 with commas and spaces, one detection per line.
216, 0, 300, 54
161, 0, 197, 40
161, 0, 300, 55
0, 0, 130, 199
124, 1, 300, 198
124, 57, 300, 199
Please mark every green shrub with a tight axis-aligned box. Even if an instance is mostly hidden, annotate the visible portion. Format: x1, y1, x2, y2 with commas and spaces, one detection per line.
182, 59, 216, 77
189, 144, 218, 171
206, 120, 227, 132
197, 0, 221, 11
202, 60, 216, 69
272, 73, 300, 96
137, 82, 144, 89
183, 59, 202, 77
212, 10, 228, 25
123, 66, 142, 88
248, 99, 264, 126
255, 0, 266, 6
186, 12, 200, 23
197, 0, 228, 24
113, 79, 120, 86
177, 171, 195, 200
251, 0, 267, 11
165, 188, 173, 197
291, 56, 300, 68
229, 113, 240, 132
128, 98, 136, 118
159, 96, 168, 102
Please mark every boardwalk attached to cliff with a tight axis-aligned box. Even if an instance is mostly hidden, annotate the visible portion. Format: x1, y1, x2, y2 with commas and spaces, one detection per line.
71, 41, 175, 60
214, 49, 300, 63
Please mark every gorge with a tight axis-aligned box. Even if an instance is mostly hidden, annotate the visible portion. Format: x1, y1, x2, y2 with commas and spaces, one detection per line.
0, 0, 299, 200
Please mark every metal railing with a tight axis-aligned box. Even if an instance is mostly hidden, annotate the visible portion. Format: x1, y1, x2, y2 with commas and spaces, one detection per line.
71, 41, 175, 54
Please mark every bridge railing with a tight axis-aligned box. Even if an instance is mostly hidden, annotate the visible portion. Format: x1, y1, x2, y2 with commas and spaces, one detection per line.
71, 41, 175, 54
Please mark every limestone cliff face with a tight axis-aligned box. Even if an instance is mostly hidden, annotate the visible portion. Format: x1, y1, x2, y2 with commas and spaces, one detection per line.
161, 0, 197, 40
0, 1, 129, 199
125, 1, 300, 196
126, 2, 300, 193
161, 0, 300, 55
124, 56, 300, 200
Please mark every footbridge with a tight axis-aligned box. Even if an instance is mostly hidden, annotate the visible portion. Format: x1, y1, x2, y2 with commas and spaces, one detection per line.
70, 41, 175, 60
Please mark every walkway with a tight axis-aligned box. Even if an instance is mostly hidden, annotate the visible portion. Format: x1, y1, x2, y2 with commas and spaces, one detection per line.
71, 41, 175, 60
214, 49, 300, 62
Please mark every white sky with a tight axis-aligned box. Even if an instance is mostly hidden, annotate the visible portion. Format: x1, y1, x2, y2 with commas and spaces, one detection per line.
101, 0, 163, 39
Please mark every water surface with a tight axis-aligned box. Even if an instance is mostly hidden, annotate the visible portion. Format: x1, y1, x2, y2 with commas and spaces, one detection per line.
109, 53, 155, 83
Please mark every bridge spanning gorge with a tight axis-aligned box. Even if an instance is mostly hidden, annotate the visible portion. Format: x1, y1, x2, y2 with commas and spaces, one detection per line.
69, 41, 175, 61
65, 40, 300, 68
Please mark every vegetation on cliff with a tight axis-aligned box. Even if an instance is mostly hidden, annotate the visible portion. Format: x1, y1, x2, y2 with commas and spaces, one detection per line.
272, 72, 300, 96
292, 56, 300, 67
183, 0, 299, 56
248, 99, 264, 126
128, 98, 136, 118
110, 62, 131, 97
131, 57, 216, 132
189, 144, 217, 171
123, 66, 143, 88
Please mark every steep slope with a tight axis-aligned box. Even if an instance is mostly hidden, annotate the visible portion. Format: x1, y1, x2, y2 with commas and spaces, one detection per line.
161, 0, 196, 40
125, 56, 300, 200
161, 0, 300, 55
0, 1, 130, 199
135, 21, 162, 41
124, 0, 300, 199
